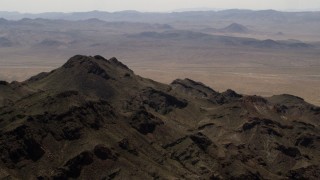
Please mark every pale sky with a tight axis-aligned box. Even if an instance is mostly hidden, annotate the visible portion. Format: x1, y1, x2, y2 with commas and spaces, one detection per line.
0, 0, 319, 13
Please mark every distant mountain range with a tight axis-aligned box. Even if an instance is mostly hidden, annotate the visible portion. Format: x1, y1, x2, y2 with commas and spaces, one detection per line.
1, 9, 319, 40
0, 18, 314, 50
0, 9, 319, 23
129, 30, 313, 49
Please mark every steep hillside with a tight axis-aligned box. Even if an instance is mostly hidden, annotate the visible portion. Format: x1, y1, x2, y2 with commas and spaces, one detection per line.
0, 55, 319, 179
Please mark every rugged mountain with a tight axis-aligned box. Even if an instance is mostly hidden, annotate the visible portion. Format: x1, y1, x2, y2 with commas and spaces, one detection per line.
0, 55, 319, 179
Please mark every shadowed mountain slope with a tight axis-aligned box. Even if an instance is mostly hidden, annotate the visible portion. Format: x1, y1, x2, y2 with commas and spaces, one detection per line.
0, 55, 319, 179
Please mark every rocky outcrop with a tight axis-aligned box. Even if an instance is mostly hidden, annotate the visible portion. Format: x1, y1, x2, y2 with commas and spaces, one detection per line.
94, 144, 116, 160
171, 78, 242, 104
130, 109, 164, 134
132, 88, 188, 114
0, 81, 9, 86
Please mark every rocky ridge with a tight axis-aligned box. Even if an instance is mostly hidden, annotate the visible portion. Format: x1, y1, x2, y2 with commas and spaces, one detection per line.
0, 55, 319, 179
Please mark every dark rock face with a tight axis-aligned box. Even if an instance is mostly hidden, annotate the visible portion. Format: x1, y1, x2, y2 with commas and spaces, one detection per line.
35, 100, 114, 141
0, 55, 319, 179
273, 104, 288, 113
242, 117, 291, 131
286, 165, 320, 179
51, 145, 117, 179
265, 128, 282, 137
295, 135, 317, 148
118, 138, 138, 155
190, 132, 213, 151
23, 138, 45, 161
0, 81, 9, 85
171, 79, 242, 104
277, 145, 301, 158
94, 144, 114, 160
118, 138, 130, 150
7, 138, 45, 163
61, 151, 94, 178
61, 122, 83, 140
171, 78, 218, 99
1, 125, 46, 166
87, 62, 110, 80
222, 89, 242, 98
134, 88, 188, 114
130, 110, 164, 134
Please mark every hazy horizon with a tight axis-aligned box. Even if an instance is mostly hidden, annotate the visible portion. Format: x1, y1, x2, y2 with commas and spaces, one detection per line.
0, 0, 319, 13
1, 8, 320, 14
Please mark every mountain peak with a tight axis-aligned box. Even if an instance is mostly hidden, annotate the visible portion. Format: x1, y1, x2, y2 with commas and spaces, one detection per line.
222, 23, 249, 33
61, 55, 132, 73
25, 55, 137, 100
62, 55, 108, 68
